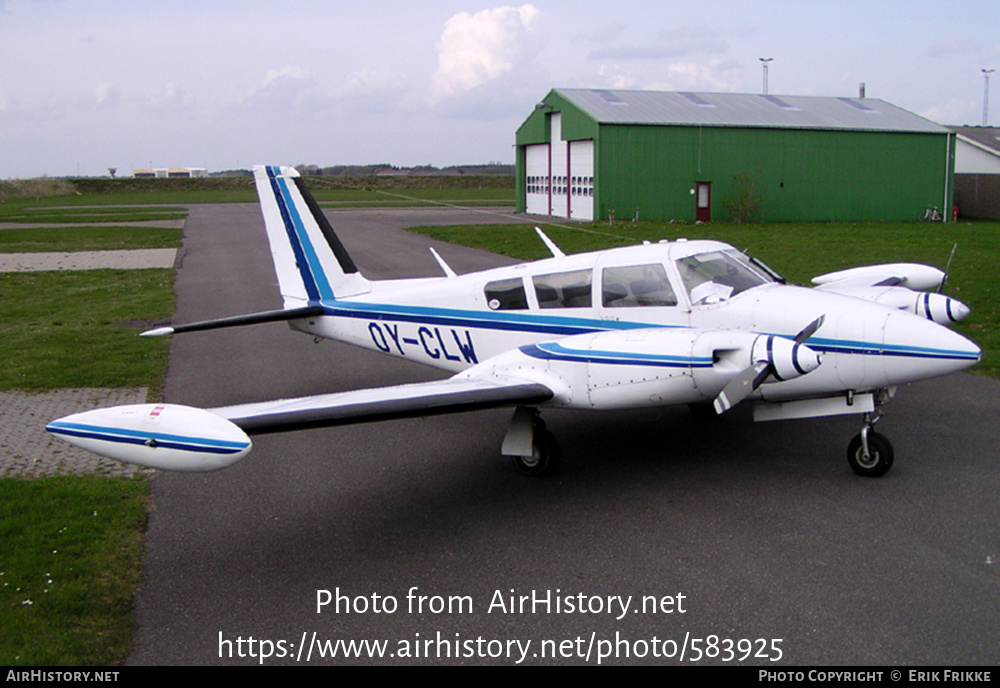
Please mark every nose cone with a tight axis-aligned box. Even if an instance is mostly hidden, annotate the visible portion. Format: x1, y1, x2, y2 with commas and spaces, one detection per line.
914, 292, 971, 324
945, 297, 971, 323
793, 342, 822, 376
754, 335, 822, 381
881, 311, 981, 384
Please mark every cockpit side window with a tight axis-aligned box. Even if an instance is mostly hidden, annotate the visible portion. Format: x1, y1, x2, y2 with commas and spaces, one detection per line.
533, 269, 592, 308
484, 277, 528, 310
602, 263, 677, 307
677, 250, 773, 305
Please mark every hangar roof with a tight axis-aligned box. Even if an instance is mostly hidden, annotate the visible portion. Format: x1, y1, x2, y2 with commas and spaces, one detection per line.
552, 89, 949, 134
949, 126, 1000, 154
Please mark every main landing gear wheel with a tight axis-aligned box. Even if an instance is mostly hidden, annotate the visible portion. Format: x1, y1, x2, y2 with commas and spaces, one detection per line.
847, 430, 894, 478
510, 419, 560, 477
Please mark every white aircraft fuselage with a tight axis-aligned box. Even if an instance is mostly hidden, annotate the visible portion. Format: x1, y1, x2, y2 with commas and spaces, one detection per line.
286, 238, 978, 413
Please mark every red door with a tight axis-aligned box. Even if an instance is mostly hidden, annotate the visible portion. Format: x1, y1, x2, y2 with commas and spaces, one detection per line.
695, 182, 711, 222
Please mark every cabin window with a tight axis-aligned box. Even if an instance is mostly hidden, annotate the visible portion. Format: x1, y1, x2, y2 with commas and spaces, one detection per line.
533, 269, 592, 308
484, 277, 528, 310
677, 250, 773, 305
602, 264, 677, 307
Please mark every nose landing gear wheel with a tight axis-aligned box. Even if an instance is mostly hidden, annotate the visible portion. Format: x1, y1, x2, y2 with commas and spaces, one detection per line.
847, 430, 894, 477
510, 421, 560, 477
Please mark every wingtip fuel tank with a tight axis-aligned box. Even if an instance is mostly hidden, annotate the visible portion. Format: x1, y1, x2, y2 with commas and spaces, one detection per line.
46, 404, 252, 472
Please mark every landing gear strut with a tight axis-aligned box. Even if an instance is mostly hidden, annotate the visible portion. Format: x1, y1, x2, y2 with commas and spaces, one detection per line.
847, 395, 894, 477
502, 407, 560, 477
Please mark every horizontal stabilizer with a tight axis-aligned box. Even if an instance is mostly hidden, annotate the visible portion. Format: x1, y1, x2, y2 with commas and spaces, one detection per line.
214, 378, 554, 435
141, 305, 325, 337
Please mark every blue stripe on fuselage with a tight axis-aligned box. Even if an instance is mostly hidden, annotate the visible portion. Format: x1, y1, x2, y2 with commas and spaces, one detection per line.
521, 341, 714, 367
314, 300, 976, 363
805, 337, 979, 361
318, 298, 658, 336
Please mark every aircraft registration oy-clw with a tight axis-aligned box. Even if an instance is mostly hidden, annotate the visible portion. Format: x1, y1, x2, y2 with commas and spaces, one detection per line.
47, 165, 981, 478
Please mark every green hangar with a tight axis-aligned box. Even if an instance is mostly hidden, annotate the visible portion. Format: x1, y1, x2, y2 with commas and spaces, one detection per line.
516, 89, 955, 223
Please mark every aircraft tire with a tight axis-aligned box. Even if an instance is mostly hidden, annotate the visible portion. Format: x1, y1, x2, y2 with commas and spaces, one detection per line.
511, 423, 560, 477
847, 431, 894, 477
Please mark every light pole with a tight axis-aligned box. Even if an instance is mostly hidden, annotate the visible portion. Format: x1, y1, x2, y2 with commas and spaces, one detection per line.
983, 69, 995, 126
759, 58, 773, 95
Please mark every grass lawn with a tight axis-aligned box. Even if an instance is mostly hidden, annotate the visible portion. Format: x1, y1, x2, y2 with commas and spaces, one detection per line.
0, 226, 183, 253
312, 186, 514, 206
0, 270, 174, 392
0, 176, 514, 211
410, 219, 998, 378
0, 476, 149, 665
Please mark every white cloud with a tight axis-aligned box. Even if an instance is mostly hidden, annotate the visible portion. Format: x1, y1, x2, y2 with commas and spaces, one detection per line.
233, 66, 315, 111
148, 83, 196, 111
431, 4, 542, 100
595, 65, 638, 90
92, 83, 119, 107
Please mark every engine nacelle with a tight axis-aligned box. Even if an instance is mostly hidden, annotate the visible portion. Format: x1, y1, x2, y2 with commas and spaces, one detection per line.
46, 403, 252, 472
819, 286, 970, 325
812, 263, 945, 291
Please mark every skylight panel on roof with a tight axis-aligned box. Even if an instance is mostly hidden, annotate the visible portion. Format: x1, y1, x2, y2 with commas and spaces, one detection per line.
759, 94, 800, 111
837, 97, 879, 113
679, 92, 715, 108
594, 90, 628, 105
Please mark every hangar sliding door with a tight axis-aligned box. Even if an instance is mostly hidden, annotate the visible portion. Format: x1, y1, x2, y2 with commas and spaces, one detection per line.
524, 144, 549, 216
568, 139, 594, 221
524, 119, 593, 220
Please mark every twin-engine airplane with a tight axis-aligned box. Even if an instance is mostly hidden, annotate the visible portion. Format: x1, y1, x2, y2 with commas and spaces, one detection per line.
47, 165, 980, 478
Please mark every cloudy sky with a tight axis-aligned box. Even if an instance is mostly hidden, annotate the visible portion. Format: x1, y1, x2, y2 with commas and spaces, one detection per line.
1, 0, 997, 178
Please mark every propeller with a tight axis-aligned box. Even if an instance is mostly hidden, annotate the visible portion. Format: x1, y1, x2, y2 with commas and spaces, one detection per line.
713, 315, 825, 414
937, 243, 958, 294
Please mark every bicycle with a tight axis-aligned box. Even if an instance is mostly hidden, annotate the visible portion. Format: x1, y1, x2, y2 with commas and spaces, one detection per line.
920, 205, 943, 222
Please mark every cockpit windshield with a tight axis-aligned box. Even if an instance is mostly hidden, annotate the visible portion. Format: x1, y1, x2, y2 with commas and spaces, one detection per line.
677, 250, 775, 305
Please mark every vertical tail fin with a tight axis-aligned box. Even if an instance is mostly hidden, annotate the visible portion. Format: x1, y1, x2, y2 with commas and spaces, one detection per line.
254, 165, 370, 305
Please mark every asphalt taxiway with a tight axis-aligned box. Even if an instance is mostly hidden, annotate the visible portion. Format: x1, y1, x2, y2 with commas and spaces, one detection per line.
127, 203, 999, 665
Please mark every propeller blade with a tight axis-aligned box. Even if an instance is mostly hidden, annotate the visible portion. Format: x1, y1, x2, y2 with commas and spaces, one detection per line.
714, 361, 770, 414
938, 243, 957, 294
794, 315, 825, 344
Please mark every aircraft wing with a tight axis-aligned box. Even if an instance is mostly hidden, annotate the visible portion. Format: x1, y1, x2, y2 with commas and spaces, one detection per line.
46, 376, 554, 472
214, 377, 554, 435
